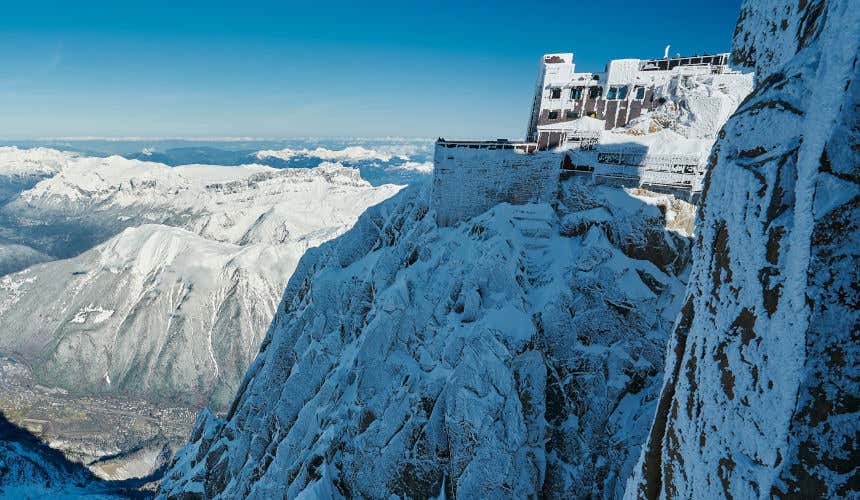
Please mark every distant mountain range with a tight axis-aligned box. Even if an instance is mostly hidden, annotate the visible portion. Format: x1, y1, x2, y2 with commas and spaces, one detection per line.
0, 146, 403, 480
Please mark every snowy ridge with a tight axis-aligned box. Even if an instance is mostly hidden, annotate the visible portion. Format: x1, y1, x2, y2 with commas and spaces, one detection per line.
0, 146, 73, 179
0, 151, 403, 272
626, 0, 860, 497
159, 180, 695, 498
254, 146, 400, 163
11, 155, 397, 245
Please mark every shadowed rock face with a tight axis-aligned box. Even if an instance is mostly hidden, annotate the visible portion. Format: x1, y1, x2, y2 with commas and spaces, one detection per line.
0, 412, 151, 497
627, 0, 859, 498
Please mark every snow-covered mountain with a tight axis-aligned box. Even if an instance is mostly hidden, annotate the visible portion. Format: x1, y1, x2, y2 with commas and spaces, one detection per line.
159, 179, 695, 498
0, 150, 403, 480
0, 153, 401, 406
1, 224, 300, 409
157, 2, 858, 498
0, 151, 402, 264
625, 0, 859, 497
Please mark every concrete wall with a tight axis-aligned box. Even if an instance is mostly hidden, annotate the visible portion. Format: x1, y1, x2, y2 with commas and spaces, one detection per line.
432, 143, 559, 226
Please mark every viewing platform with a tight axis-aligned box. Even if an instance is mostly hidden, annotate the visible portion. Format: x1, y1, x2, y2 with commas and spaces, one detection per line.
436, 139, 538, 154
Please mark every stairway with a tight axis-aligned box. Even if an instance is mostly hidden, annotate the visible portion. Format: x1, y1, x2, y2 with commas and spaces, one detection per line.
509, 204, 554, 288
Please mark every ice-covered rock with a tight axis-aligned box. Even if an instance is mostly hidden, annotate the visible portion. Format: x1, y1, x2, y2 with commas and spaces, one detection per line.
626, 0, 859, 497
159, 180, 694, 498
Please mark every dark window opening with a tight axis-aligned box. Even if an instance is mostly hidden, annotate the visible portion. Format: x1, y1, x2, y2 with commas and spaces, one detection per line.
549, 88, 562, 99
571, 87, 584, 100
588, 86, 602, 99
547, 110, 559, 120
565, 110, 579, 119
635, 86, 646, 100
607, 85, 628, 100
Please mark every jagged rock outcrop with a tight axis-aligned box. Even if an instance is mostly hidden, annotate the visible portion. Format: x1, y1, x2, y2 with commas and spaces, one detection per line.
627, 0, 859, 497
159, 181, 695, 498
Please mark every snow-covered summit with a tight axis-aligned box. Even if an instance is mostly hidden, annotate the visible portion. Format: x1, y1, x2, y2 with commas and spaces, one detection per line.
159, 178, 695, 498
254, 146, 399, 163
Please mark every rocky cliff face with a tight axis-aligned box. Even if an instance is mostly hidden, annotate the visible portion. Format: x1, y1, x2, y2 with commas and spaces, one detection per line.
627, 0, 859, 497
159, 181, 695, 498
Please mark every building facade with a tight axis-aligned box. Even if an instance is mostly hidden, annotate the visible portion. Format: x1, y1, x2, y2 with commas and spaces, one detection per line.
431, 50, 751, 223
526, 52, 731, 147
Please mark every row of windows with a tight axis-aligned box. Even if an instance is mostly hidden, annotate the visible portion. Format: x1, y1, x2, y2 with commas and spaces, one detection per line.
547, 110, 580, 120
549, 85, 647, 101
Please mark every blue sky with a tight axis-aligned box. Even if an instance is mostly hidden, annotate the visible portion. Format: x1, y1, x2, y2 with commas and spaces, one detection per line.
0, 0, 742, 140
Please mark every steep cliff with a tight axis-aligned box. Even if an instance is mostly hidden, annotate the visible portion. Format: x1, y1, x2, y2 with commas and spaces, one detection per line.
627, 0, 859, 497
159, 180, 695, 498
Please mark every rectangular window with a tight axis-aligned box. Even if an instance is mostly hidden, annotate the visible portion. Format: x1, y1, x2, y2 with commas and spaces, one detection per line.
571, 87, 584, 100
588, 86, 602, 99
635, 86, 646, 100
547, 110, 559, 119
606, 87, 617, 100
565, 110, 578, 119
549, 88, 562, 99
607, 85, 629, 100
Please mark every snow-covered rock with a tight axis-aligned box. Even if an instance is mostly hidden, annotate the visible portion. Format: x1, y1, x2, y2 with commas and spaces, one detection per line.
159, 180, 694, 498
0, 146, 71, 182
626, 0, 859, 497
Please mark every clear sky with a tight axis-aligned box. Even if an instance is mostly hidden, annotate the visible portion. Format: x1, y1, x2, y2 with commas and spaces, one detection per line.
0, 0, 743, 140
